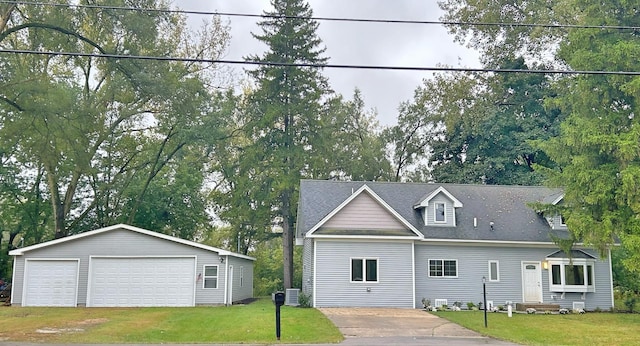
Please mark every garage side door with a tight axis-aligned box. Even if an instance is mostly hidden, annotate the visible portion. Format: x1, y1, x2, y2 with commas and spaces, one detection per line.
24, 260, 79, 307
89, 257, 195, 307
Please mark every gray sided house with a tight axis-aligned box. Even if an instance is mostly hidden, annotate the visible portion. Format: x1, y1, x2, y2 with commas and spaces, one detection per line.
9, 224, 254, 307
296, 180, 614, 311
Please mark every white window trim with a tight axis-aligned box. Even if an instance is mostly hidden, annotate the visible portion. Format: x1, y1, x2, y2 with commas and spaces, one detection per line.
203, 264, 219, 289
350, 257, 379, 283
428, 259, 458, 278
548, 259, 595, 293
488, 260, 500, 282
239, 266, 244, 288
434, 202, 447, 223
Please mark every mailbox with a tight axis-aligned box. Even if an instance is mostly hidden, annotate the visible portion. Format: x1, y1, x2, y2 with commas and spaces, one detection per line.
274, 291, 286, 306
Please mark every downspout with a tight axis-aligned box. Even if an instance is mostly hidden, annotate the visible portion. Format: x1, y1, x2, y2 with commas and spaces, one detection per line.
313, 240, 317, 308
411, 242, 416, 309
222, 255, 228, 306
608, 248, 614, 309
10, 255, 17, 305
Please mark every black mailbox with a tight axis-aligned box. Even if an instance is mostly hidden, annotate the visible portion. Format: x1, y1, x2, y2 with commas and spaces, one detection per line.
274, 291, 286, 306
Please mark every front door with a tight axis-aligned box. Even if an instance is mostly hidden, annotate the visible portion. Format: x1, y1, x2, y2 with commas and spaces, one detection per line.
522, 261, 542, 303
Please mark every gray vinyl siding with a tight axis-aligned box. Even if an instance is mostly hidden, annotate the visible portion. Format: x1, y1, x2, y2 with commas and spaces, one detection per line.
322, 192, 406, 230
314, 240, 413, 308
227, 257, 254, 302
424, 194, 456, 227
302, 237, 314, 296
414, 244, 613, 310
11, 229, 237, 306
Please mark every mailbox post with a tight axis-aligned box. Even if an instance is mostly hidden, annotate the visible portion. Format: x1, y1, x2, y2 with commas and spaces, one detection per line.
273, 291, 286, 340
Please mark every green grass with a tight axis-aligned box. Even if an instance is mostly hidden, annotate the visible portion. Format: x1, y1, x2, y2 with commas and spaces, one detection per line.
0, 298, 343, 344
434, 310, 640, 346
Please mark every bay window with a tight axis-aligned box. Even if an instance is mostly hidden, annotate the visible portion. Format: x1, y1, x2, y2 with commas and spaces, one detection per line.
548, 259, 595, 292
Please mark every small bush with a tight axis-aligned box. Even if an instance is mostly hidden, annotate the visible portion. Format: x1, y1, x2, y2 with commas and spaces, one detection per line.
298, 292, 312, 308
466, 302, 476, 310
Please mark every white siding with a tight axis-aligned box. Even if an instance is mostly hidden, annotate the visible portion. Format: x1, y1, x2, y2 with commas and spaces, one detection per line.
322, 192, 406, 230
314, 240, 413, 308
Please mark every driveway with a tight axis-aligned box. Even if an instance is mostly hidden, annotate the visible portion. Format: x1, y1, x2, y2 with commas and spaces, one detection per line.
319, 307, 519, 345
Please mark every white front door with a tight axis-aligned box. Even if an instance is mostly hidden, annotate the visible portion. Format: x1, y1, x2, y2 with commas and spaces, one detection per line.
522, 261, 542, 303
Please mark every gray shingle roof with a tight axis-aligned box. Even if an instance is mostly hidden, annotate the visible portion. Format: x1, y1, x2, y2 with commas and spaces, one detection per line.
297, 180, 569, 243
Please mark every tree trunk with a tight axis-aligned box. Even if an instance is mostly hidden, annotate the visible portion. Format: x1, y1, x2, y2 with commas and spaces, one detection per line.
282, 190, 294, 289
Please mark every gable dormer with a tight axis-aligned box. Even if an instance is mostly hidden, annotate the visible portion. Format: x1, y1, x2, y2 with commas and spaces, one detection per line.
542, 192, 567, 230
413, 186, 463, 227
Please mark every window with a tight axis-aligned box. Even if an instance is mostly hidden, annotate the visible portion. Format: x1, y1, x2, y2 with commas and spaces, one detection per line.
435, 203, 446, 222
240, 266, 244, 287
203, 265, 218, 289
351, 258, 378, 282
488, 261, 499, 281
549, 261, 595, 292
429, 259, 457, 277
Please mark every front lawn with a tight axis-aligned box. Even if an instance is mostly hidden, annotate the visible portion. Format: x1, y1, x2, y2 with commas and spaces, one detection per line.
0, 298, 343, 344
435, 310, 640, 346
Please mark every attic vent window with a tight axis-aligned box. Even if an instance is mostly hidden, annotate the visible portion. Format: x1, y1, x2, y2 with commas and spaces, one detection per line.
435, 203, 446, 222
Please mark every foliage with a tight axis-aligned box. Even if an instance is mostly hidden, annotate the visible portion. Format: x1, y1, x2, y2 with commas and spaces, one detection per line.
298, 291, 312, 308
612, 247, 640, 293
0, 299, 343, 344
440, 0, 640, 275
536, 1, 640, 267
252, 238, 285, 296
239, 0, 332, 289
0, 1, 230, 241
390, 57, 560, 185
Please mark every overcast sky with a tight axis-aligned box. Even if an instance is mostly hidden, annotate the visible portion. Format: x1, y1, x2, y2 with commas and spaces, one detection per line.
177, 0, 480, 126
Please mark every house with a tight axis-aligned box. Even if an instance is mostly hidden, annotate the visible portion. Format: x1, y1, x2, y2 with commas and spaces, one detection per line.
9, 224, 254, 307
296, 180, 614, 311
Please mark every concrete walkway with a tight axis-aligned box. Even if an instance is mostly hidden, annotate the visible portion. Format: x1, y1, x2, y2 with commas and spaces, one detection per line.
320, 307, 519, 345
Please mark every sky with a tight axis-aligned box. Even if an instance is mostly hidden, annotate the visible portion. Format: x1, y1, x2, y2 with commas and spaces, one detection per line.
177, 0, 480, 126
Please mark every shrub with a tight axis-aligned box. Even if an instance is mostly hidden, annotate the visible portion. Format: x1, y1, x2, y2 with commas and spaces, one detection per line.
466, 302, 476, 310
298, 292, 312, 308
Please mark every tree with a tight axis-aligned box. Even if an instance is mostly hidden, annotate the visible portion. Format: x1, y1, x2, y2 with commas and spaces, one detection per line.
242, 0, 331, 289
317, 90, 392, 181
0, 1, 230, 239
538, 1, 640, 271
428, 58, 562, 185
440, 0, 640, 272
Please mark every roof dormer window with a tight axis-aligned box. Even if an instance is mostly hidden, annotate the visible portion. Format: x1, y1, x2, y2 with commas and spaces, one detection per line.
435, 203, 446, 223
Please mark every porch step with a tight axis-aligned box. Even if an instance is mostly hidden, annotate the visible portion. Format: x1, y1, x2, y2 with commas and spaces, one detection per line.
515, 303, 561, 312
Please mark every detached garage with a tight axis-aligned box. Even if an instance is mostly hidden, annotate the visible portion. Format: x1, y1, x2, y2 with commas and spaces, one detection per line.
9, 224, 254, 307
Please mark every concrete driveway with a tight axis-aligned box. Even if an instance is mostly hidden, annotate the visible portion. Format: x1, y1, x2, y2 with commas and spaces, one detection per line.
319, 307, 519, 345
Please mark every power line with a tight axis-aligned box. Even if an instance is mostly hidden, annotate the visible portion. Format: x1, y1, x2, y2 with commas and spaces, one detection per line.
2, 49, 640, 76
3, 0, 640, 31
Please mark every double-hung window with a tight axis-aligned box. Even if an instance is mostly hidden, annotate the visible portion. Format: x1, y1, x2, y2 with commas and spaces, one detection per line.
203, 265, 218, 289
428, 259, 457, 278
351, 258, 378, 283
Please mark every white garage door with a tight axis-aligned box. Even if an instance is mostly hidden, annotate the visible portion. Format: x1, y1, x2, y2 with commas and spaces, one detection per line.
24, 260, 79, 307
89, 257, 196, 307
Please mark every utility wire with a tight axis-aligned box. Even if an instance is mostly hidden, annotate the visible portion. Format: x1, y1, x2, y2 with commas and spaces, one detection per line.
3, 0, 640, 31
2, 49, 640, 76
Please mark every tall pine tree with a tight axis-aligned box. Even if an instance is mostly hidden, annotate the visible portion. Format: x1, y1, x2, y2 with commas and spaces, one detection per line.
244, 0, 329, 288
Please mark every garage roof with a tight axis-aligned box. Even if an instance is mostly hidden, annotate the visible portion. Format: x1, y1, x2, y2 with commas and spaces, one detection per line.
9, 224, 255, 261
